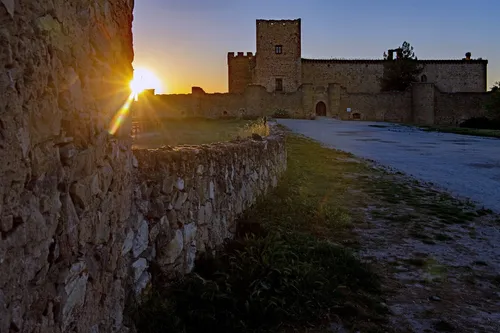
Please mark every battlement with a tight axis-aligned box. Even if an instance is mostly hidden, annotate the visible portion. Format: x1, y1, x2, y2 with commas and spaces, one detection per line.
228, 51, 254, 58
301, 58, 488, 65
256, 18, 301, 26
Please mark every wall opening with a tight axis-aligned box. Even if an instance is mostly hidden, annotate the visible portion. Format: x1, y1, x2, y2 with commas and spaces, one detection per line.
315, 101, 327, 116
352, 113, 361, 120
275, 78, 283, 92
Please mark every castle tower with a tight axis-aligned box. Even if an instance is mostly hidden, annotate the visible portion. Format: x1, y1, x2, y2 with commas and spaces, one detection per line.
254, 19, 302, 92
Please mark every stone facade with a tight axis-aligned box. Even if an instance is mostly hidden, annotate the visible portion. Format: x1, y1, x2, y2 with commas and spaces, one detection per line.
132, 83, 491, 126
0, 2, 288, 333
228, 18, 488, 94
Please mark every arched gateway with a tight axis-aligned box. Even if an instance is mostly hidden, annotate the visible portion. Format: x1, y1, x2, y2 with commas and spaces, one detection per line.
315, 101, 327, 116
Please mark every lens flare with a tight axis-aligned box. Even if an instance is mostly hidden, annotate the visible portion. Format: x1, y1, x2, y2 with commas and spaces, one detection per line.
108, 93, 135, 135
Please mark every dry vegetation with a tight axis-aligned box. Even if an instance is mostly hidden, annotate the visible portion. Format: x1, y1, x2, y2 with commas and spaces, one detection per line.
132, 127, 500, 333
132, 118, 270, 149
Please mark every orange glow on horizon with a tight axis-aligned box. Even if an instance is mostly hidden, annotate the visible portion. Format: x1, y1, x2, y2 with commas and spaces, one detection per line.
130, 67, 163, 96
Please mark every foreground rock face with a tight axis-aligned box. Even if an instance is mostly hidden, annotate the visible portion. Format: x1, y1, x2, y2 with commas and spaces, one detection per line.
132, 132, 287, 285
0, 0, 134, 332
0, 1, 287, 332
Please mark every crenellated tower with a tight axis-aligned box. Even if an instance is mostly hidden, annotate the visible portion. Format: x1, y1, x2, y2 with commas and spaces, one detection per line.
254, 19, 302, 92
227, 52, 255, 93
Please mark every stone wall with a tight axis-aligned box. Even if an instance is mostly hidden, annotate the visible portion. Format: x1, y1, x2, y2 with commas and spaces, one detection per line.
0, 0, 135, 332
412, 83, 435, 125
300, 59, 488, 94
301, 60, 384, 94
421, 61, 487, 93
132, 83, 491, 126
340, 90, 413, 122
132, 86, 306, 119
434, 90, 491, 125
131, 131, 287, 281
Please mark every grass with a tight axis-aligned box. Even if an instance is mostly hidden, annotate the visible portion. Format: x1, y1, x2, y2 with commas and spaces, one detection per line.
420, 125, 500, 139
132, 118, 270, 149
131, 133, 389, 333
131, 128, 496, 332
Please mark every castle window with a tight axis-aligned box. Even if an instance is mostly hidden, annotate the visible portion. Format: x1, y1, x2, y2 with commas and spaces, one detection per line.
275, 45, 282, 54
275, 78, 283, 92
421, 75, 428, 82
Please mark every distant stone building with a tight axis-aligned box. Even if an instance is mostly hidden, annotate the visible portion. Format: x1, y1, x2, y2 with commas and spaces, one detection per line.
228, 19, 488, 95
134, 19, 492, 125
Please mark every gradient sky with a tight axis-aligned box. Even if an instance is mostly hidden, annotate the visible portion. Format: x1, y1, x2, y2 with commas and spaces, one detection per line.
132, 0, 499, 94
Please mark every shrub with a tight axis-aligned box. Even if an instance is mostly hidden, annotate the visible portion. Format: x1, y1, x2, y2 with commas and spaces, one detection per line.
459, 117, 500, 130
485, 82, 500, 121
272, 109, 291, 119
237, 118, 270, 138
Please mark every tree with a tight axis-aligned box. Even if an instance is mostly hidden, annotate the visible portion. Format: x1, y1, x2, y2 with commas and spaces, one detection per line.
380, 41, 423, 92
485, 81, 500, 121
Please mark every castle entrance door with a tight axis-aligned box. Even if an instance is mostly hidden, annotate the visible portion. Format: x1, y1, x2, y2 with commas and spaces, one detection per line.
315, 101, 327, 116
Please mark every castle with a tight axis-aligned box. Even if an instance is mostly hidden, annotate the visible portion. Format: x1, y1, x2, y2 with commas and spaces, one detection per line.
134, 19, 491, 125
228, 19, 487, 95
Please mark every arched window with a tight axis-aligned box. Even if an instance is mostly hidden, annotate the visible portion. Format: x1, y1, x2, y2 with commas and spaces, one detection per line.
421, 75, 428, 83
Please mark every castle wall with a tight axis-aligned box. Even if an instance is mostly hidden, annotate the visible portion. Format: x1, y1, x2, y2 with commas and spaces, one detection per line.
134, 86, 305, 119
132, 130, 287, 279
420, 61, 487, 93
434, 90, 491, 125
340, 90, 412, 122
412, 83, 435, 125
227, 52, 255, 93
301, 60, 488, 94
301, 60, 384, 93
0, 1, 135, 332
133, 94, 195, 119
254, 19, 302, 92
199, 93, 246, 117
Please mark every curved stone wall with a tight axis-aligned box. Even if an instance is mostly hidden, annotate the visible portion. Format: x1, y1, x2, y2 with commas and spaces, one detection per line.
130, 130, 287, 287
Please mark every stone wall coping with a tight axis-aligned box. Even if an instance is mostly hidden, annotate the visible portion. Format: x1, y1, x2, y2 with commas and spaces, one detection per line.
132, 130, 284, 161
301, 58, 488, 65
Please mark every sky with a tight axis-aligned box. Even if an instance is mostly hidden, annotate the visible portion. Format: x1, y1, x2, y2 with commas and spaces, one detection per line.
132, 0, 499, 94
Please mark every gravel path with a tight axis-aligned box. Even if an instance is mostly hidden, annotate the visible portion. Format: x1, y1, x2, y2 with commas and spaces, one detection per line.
278, 118, 500, 212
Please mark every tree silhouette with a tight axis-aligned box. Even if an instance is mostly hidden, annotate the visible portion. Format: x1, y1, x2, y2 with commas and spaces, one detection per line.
486, 81, 500, 121
380, 41, 423, 92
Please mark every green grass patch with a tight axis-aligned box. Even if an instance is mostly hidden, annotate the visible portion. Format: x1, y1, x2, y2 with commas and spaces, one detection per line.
131, 134, 388, 333
133, 118, 269, 148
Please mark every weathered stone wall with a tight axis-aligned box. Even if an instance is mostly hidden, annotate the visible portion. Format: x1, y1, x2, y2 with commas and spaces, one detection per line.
254, 19, 302, 93
0, 0, 135, 332
132, 83, 491, 125
300, 59, 488, 94
412, 83, 435, 125
227, 52, 255, 94
131, 131, 287, 280
434, 89, 491, 125
421, 61, 487, 93
301, 60, 384, 94
339, 90, 413, 122
132, 86, 306, 119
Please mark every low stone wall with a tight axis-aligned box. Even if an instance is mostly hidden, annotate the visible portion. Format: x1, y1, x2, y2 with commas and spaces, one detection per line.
128, 130, 287, 292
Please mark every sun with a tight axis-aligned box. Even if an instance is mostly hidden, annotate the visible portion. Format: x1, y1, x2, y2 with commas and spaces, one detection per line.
130, 67, 162, 96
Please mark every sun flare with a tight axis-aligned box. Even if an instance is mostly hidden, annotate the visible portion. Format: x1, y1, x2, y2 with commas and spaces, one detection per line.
130, 67, 162, 96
